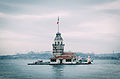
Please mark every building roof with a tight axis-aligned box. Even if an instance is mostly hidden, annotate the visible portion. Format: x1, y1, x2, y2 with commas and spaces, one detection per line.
63, 53, 75, 55
50, 56, 73, 59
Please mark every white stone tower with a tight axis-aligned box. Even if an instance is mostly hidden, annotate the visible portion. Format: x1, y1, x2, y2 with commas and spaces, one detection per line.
52, 17, 65, 57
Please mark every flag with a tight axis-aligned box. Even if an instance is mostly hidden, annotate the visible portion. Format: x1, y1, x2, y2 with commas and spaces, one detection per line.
57, 16, 59, 24
57, 22, 59, 24
58, 16, 59, 21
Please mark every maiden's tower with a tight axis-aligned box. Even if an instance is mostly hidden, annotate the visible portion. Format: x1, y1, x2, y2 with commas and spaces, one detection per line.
49, 17, 78, 64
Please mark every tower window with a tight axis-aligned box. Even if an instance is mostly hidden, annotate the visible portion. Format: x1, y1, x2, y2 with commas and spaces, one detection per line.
58, 42, 59, 44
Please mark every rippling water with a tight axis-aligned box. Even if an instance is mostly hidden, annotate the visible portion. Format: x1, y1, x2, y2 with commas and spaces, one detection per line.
0, 59, 120, 79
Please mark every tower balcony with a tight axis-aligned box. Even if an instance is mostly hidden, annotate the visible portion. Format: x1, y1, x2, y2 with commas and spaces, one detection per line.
52, 44, 65, 46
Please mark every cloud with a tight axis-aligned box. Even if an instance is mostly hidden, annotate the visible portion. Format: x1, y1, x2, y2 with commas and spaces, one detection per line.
0, 30, 34, 40
90, 0, 120, 10
0, 11, 70, 20
0, 0, 120, 55
0, 30, 53, 55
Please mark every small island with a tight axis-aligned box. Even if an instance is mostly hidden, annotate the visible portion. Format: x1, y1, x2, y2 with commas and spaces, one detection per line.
28, 17, 93, 65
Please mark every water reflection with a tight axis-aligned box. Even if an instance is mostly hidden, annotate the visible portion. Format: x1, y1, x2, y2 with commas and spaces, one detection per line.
51, 65, 64, 79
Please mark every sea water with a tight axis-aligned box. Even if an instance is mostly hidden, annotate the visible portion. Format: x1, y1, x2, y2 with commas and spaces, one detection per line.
0, 59, 120, 79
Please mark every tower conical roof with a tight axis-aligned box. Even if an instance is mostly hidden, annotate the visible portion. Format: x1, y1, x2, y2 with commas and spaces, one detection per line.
54, 32, 63, 40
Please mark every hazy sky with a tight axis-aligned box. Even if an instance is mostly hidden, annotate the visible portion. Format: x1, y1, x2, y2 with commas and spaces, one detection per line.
0, 0, 120, 55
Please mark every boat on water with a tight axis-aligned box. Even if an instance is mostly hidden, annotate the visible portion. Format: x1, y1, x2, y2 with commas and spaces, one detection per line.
28, 60, 50, 65
78, 56, 93, 64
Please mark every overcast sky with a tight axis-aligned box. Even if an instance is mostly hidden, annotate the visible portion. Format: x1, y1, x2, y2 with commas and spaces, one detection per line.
0, 0, 120, 55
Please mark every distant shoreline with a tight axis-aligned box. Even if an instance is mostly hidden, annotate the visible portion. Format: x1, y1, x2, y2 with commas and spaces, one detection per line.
0, 52, 120, 60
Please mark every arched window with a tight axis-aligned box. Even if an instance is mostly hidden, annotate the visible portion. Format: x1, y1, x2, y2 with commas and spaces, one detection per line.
58, 42, 59, 44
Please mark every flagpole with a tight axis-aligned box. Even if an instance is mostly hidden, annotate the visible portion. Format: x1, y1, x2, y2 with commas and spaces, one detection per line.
57, 16, 59, 33
58, 22, 59, 33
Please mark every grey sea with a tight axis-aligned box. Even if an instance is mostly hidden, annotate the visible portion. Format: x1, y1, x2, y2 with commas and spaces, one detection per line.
0, 59, 120, 79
